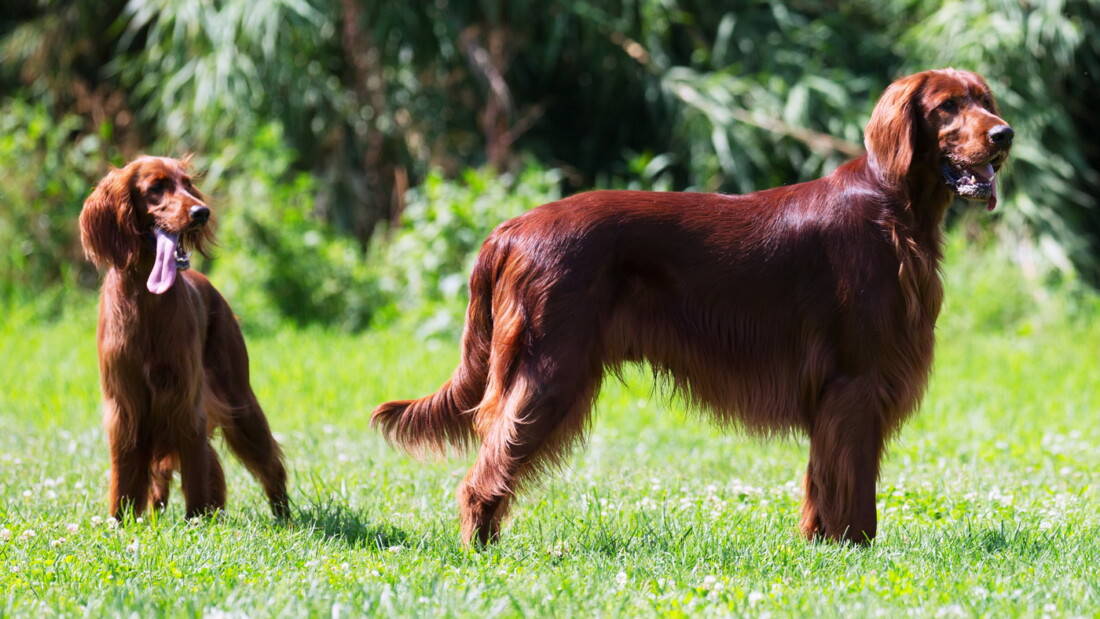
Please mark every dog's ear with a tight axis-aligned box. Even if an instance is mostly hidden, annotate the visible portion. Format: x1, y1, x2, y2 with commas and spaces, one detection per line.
79, 167, 140, 269
865, 73, 927, 187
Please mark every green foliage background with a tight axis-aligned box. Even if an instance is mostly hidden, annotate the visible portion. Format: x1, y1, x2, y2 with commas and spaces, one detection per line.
2, 0, 1100, 327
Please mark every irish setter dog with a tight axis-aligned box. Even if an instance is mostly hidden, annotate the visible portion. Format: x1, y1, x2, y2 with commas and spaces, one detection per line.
374, 69, 1013, 545
80, 156, 289, 520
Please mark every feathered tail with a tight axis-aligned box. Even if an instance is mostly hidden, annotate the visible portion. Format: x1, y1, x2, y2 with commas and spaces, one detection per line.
371, 238, 503, 453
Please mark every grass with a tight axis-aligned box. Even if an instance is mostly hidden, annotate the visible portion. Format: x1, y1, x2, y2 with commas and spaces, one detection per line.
1, 237, 1098, 616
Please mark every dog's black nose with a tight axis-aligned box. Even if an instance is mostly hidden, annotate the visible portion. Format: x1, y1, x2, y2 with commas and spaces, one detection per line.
189, 205, 210, 224
989, 125, 1014, 147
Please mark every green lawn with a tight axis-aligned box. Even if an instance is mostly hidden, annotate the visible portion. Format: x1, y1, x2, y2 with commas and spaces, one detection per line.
1, 242, 1098, 616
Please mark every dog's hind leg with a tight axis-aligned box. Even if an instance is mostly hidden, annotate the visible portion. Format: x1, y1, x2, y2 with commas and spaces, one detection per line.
220, 396, 290, 519
458, 343, 603, 546
203, 295, 290, 519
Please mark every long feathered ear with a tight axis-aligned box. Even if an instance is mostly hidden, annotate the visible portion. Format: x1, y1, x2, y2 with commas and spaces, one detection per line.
79, 168, 140, 269
864, 73, 927, 187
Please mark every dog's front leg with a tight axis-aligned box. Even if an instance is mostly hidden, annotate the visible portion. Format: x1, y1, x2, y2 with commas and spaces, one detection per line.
800, 376, 884, 544
105, 397, 153, 520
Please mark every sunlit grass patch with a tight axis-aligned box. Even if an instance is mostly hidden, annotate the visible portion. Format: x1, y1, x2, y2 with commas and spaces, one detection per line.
1, 240, 1097, 615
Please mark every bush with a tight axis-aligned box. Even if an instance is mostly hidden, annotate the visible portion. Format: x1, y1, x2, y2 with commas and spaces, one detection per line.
199, 125, 383, 333
371, 164, 562, 337
0, 99, 116, 308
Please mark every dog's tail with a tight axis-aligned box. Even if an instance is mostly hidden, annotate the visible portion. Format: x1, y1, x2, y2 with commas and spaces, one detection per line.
371, 236, 503, 453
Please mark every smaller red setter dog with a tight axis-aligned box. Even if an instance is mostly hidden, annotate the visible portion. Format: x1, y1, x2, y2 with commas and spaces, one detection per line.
81, 156, 289, 520
374, 69, 1013, 546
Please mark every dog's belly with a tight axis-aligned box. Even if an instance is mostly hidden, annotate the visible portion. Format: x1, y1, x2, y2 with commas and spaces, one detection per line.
605, 291, 827, 434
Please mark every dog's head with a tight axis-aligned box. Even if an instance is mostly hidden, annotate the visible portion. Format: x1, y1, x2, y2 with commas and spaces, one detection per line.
80, 156, 213, 293
865, 68, 1013, 210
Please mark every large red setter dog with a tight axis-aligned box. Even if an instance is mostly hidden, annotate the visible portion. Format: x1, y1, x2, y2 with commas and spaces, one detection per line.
80, 156, 289, 520
374, 68, 1013, 545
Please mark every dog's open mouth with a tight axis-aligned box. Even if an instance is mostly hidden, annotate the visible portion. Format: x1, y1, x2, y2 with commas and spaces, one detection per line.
147, 228, 191, 294
175, 240, 191, 271
942, 160, 994, 199
941, 153, 1006, 211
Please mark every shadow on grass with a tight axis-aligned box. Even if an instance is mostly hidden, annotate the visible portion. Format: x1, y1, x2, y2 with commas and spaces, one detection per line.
956, 521, 1057, 557
294, 499, 409, 550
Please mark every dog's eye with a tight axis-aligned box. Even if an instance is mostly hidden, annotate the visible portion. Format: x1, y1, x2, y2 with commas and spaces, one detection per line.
939, 98, 958, 113
149, 179, 167, 195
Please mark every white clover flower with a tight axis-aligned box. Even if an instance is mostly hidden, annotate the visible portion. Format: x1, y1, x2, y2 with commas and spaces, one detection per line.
21, 529, 36, 539
50, 537, 66, 548
0, 528, 11, 541
22, 490, 31, 498
615, 571, 628, 586
90, 515, 103, 526
387, 545, 404, 553
66, 523, 79, 533
748, 591, 765, 605
547, 541, 568, 558
126, 538, 140, 553
936, 603, 965, 617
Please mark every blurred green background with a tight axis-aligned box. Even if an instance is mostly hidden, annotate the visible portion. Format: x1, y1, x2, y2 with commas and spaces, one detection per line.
2, 0, 1100, 330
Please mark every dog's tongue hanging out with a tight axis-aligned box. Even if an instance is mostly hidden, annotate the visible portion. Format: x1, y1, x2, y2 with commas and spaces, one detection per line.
973, 162, 998, 211
147, 228, 179, 294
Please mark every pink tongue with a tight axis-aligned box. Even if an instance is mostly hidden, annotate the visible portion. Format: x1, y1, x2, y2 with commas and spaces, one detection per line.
967, 163, 997, 211
147, 228, 179, 294
971, 163, 995, 180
